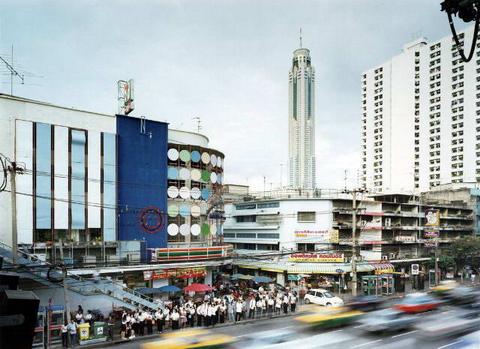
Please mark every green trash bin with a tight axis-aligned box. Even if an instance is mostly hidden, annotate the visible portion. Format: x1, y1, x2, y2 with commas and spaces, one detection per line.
92, 322, 106, 339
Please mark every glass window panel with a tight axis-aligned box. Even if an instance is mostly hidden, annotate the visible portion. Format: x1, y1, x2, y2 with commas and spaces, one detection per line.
35, 123, 51, 230
71, 130, 85, 230
103, 133, 116, 240
15, 120, 33, 243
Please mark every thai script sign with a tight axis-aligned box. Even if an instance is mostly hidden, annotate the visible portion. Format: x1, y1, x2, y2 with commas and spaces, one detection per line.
294, 229, 339, 242
289, 253, 344, 263
143, 267, 206, 280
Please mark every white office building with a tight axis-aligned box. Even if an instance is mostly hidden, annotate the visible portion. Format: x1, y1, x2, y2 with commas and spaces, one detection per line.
361, 25, 480, 193
289, 47, 316, 189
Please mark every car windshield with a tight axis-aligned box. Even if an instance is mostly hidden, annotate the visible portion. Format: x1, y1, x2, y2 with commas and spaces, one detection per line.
323, 292, 334, 298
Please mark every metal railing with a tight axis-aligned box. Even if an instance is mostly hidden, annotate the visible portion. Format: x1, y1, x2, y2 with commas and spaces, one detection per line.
0, 241, 159, 310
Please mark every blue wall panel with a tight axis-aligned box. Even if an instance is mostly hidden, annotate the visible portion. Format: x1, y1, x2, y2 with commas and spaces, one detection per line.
116, 116, 168, 249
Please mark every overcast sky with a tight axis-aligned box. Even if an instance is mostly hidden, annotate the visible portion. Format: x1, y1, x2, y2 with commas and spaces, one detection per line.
0, 1, 470, 192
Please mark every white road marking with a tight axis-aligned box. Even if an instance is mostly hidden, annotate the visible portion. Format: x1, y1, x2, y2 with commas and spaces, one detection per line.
391, 330, 418, 338
350, 339, 383, 348
235, 325, 293, 338
437, 340, 463, 349
354, 325, 364, 328
323, 329, 344, 335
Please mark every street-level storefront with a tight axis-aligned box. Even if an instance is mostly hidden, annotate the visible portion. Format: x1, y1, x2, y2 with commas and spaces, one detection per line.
234, 260, 395, 295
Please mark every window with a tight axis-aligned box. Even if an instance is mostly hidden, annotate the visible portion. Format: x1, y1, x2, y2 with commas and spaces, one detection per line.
297, 211, 316, 222
236, 204, 256, 210
297, 243, 315, 252
257, 202, 280, 209
236, 215, 257, 223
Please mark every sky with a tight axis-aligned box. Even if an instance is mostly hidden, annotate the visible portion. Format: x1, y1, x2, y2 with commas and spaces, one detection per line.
0, 0, 470, 192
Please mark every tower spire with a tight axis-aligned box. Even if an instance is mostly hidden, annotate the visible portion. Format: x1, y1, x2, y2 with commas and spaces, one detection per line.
300, 28, 303, 48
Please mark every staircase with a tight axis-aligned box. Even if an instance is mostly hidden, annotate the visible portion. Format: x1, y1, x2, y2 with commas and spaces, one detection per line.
0, 242, 161, 312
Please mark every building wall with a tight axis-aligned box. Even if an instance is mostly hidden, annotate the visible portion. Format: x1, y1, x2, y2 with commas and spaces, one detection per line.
224, 199, 334, 252
116, 115, 168, 249
0, 95, 116, 247
362, 25, 480, 193
166, 141, 225, 245
169, 129, 209, 148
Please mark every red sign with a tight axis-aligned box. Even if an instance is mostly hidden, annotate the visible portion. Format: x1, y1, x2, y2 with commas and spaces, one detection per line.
143, 267, 206, 280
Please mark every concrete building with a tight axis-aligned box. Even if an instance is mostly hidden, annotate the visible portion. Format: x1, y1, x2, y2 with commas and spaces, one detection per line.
361, 25, 480, 193
224, 193, 475, 285
289, 47, 316, 189
0, 94, 232, 312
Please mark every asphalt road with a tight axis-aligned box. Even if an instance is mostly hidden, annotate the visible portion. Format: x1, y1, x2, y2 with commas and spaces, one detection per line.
110, 305, 477, 349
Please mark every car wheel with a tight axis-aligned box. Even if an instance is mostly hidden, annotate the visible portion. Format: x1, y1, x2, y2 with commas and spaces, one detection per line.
326, 303, 332, 307
305, 298, 310, 304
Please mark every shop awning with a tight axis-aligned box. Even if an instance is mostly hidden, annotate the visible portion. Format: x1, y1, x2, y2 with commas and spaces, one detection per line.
235, 261, 392, 274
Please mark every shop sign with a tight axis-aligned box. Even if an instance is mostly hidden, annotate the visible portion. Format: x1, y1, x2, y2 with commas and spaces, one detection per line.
124, 272, 145, 287
361, 241, 386, 245
424, 230, 439, 238
375, 268, 394, 275
288, 275, 301, 281
424, 241, 438, 248
425, 209, 440, 226
294, 229, 339, 243
395, 236, 416, 242
143, 267, 206, 280
446, 272, 454, 279
289, 253, 344, 263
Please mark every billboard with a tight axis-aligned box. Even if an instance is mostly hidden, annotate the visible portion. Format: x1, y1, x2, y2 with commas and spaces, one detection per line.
294, 229, 339, 243
425, 209, 440, 226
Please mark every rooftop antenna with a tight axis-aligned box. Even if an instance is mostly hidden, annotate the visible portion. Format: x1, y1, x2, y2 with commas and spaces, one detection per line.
344, 169, 348, 191
192, 116, 202, 133
0, 46, 24, 95
300, 28, 303, 48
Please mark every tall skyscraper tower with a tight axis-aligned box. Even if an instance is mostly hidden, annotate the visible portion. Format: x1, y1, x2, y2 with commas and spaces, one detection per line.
288, 42, 316, 189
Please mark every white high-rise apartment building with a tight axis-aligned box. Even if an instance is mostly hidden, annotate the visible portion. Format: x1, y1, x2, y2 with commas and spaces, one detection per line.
362, 25, 480, 193
289, 47, 316, 188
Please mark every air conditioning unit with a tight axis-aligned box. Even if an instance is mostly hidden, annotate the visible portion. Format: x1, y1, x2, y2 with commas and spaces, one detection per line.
382, 255, 389, 260
361, 220, 368, 226
385, 218, 392, 227
390, 252, 397, 259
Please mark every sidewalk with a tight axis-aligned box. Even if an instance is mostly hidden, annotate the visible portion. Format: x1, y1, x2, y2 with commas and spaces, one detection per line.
54, 311, 297, 349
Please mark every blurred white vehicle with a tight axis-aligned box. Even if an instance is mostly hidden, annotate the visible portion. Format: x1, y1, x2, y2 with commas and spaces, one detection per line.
304, 289, 344, 307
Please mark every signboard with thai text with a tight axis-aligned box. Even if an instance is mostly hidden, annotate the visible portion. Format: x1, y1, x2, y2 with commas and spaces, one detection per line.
289, 253, 344, 263
395, 236, 416, 242
143, 267, 206, 280
294, 229, 339, 242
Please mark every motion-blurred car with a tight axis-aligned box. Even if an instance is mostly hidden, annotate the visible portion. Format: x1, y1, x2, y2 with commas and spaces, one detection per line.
414, 310, 480, 340
346, 295, 384, 311
304, 289, 344, 307
394, 293, 441, 313
431, 280, 459, 297
295, 306, 363, 328
355, 309, 418, 333
446, 330, 480, 348
232, 329, 300, 349
141, 329, 236, 349
443, 287, 479, 305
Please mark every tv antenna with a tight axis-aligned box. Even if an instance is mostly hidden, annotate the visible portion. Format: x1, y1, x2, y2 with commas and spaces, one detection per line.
0, 46, 24, 95
300, 28, 303, 48
192, 116, 202, 133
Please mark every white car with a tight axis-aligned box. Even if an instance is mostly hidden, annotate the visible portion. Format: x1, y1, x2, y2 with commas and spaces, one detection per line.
304, 289, 344, 307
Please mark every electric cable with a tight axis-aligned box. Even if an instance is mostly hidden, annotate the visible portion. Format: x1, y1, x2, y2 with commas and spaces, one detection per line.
447, 3, 480, 62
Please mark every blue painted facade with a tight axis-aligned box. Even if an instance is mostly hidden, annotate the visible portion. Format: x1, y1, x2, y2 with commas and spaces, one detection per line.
116, 115, 168, 248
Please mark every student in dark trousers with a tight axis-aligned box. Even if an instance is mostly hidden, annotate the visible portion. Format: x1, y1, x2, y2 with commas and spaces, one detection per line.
107, 316, 115, 341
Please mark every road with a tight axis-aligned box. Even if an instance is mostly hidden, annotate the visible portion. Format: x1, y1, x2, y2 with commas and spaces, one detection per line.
110, 306, 476, 349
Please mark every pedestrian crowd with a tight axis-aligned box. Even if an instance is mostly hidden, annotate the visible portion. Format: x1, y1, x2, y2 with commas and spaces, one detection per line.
60, 281, 299, 346
117, 282, 299, 340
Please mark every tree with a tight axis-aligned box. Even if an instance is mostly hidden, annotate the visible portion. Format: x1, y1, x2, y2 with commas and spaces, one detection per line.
445, 236, 480, 274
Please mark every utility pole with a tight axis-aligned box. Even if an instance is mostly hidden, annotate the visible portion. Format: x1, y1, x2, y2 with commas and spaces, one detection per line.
351, 190, 358, 297
58, 239, 72, 323
9, 163, 18, 266
434, 241, 439, 286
